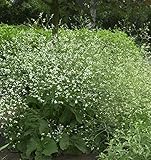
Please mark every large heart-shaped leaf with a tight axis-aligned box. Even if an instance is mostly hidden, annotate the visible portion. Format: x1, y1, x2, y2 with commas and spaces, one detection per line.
26, 138, 37, 158
59, 107, 73, 124
42, 138, 58, 156
59, 133, 70, 150
39, 119, 49, 134
71, 135, 87, 153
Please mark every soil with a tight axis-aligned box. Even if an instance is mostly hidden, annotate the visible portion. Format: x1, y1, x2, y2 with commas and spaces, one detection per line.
0, 150, 97, 160
0, 149, 20, 160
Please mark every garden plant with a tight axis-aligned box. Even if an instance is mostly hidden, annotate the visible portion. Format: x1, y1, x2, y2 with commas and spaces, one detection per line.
0, 25, 151, 160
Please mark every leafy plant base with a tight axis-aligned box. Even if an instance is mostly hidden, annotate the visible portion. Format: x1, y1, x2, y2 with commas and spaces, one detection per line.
0, 150, 97, 160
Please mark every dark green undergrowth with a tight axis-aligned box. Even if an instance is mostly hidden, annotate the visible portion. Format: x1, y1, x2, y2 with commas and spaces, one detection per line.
1, 25, 151, 160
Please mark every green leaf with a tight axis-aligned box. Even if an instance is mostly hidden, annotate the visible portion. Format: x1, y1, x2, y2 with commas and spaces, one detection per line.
26, 96, 41, 108
26, 96, 39, 104
42, 0, 53, 4
26, 138, 37, 158
24, 130, 33, 136
59, 107, 73, 125
17, 142, 27, 153
71, 136, 87, 153
39, 119, 49, 134
70, 108, 83, 124
35, 154, 43, 160
42, 138, 58, 156
16, 136, 31, 153
35, 151, 47, 160
59, 133, 70, 150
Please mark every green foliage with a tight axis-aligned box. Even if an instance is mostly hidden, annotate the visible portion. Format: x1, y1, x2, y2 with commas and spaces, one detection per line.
59, 133, 69, 150
99, 121, 151, 160
0, 0, 150, 30
98, 0, 151, 27
1, 25, 151, 160
0, 0, 49, 24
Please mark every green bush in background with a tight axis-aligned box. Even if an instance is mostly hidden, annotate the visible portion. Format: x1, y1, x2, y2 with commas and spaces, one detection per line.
1, 25, 151, 159
0, 0, 49, 24
0, 0, 150, 30
97, 0, 151, 28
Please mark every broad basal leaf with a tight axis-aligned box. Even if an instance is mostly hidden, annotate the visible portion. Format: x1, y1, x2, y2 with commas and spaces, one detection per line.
26, 138, 37, 158
39, 119, 49, 134
59, 107, 73, 124
42, 138, 58, 156
71, 135, 87, 153
59, 133, 70, 150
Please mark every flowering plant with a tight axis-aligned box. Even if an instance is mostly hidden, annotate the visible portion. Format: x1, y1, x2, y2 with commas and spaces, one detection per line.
0, 25, 148, 159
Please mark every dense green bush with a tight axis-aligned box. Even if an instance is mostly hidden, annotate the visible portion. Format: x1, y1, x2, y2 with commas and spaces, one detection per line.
0, 0, 86, 27
98, 0, 151, 28
0, 0, 49, 24
99, 121, 151, 160
1, 25, 151, 159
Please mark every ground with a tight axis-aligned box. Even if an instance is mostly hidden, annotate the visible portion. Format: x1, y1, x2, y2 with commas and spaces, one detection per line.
0, 150, 97, 160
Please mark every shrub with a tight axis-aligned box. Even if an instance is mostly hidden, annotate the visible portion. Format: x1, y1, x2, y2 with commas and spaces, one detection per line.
99, 122, 151, 160
97, 1, 151, 29
98, 69, 151, 159
97, 32, 151, 160
0, 25, 150, 159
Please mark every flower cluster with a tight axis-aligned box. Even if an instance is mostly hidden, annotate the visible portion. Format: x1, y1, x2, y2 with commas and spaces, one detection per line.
1, 26, 150, 158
